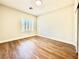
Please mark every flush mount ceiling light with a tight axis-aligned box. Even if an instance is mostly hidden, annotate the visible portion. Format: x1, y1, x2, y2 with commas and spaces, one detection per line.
35, 0, 42, 6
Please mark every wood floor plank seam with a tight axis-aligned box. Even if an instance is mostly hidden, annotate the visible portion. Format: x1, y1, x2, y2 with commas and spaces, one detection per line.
0, 36, 77, 59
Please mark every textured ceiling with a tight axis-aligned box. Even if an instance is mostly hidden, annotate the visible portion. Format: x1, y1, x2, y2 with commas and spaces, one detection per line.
0, 0, 75, 16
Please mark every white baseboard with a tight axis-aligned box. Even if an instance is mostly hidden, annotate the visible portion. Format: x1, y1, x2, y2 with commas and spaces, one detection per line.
37, 34, 77, 52
0, 34, 77, 53
0, 34, 37, 43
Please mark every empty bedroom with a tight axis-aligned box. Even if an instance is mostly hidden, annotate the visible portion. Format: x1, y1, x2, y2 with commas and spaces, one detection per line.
0, 0, 77, 59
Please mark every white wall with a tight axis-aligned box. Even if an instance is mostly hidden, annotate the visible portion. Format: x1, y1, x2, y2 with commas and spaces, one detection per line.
0, 4, 77, 48
0, 5, 36, 42
78, 9, 79, 51
37, 5, 76, 46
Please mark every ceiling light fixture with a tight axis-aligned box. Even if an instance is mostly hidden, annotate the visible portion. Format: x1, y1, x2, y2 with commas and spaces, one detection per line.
35, 0, 42, 6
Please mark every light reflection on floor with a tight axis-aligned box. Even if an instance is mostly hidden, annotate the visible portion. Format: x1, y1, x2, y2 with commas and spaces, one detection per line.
17, 40, 37, 59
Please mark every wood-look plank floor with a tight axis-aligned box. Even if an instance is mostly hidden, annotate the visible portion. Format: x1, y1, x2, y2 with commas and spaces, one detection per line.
0, 36, 77, 59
